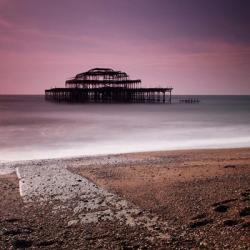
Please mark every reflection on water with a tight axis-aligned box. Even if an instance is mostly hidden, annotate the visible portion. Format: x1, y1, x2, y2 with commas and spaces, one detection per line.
0, 95, 250, 162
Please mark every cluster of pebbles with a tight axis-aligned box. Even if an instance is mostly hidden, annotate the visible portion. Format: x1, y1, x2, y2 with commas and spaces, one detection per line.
170, 187, 250, 249
15, 160, 171, 241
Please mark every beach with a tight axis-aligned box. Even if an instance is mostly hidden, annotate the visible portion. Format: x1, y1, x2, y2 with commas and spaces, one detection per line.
0, 148, 249, 249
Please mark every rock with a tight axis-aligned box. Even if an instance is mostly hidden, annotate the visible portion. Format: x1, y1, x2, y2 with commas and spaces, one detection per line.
239, 207, 250, 217
223, 219, 239, 226
241, 191, 250, 201
12, 239, 32, 248
21, 227, 33, 234
200, 241, 207, 247
4, 218, 19, 223
36, 240, 56, 246
189, 219, 213, 228
191, 213, 207, 220
3, 229, 22, 236
241, 192, 250, 198
212, 199, 237, 207
67, 220, 78, 226
241, 222, 250, 228
224, 165, 236, 168
214, 205, 229, 213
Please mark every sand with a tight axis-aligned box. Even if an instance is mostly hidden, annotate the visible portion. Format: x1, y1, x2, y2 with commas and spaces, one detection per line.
0, 148, 249, 249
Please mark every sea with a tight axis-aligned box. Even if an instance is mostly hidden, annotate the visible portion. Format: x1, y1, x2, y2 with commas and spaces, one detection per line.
0, 95, 250, 162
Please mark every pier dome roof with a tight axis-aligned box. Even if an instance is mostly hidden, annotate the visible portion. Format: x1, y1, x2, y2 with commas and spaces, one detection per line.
74, 68, 128, 80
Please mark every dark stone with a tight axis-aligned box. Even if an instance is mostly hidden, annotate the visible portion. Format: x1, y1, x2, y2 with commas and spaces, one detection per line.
242, 198, 250, 202
224, 165, 236, 168
241, 192, 250, 198
12, 239, 32, 248
4, 218, 19, 223
191, 213, 207, 220
189, 219, 213, 228
223, 219, 239, 226
212, 199, 237, 207
214, 205, 229, 213
241, 222, 250, 228
21, 227, 33, 234
3, 229, 22, 236
239, 207, 250, 217
36, 240, 56, 246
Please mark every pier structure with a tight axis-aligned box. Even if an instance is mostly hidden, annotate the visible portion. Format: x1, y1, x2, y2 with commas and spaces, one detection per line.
45, 68, 173, 103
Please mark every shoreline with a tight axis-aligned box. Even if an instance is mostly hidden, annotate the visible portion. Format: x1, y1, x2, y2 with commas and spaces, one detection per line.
0, 147, 249, 249
1, 146, 250, 165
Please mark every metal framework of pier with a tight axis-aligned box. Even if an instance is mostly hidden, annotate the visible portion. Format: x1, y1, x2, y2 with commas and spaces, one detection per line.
45, 68, 173, 103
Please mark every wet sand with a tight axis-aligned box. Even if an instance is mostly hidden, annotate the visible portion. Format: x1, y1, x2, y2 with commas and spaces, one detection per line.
0, 148, 250, 249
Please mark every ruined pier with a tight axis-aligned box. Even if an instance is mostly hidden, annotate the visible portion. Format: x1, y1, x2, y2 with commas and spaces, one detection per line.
45, 68, 173, 104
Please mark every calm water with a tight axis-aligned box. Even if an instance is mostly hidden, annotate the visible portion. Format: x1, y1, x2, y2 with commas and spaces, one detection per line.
0, 95, 250, 162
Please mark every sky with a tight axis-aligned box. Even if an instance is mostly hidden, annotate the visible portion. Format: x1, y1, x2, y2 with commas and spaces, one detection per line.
0, 0, 249, 95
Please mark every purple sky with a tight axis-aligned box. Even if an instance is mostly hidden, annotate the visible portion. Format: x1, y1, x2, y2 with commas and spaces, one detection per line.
0, 0, 249, 94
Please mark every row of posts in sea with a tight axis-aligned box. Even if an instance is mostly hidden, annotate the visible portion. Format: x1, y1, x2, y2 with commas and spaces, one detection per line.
45, 88, 172, 104
179, 98, 200, 104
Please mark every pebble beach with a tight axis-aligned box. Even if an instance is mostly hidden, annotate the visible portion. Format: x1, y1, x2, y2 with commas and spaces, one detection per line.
0, 148, 249, 249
